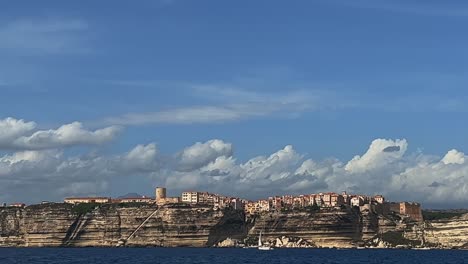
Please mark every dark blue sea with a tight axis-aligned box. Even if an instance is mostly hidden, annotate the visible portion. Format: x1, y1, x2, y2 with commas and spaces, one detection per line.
0, 248, 467, 264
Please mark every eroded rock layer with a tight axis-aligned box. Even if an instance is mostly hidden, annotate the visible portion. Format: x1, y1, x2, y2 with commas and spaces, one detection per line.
1, 204, 467, 248
419, 214, 468, 249
0, 204, 245, 247
247, 208, 362, 248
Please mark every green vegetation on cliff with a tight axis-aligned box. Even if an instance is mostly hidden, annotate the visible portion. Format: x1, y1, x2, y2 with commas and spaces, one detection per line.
422, 210, 466, 221
71, 203, 100, 215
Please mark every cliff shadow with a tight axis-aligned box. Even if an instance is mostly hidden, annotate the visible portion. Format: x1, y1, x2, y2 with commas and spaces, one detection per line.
62, 214, 90, 246
206, 208, 247, 246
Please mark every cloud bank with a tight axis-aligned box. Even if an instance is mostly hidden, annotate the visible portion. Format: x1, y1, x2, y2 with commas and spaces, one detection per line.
1, 117, 467, 208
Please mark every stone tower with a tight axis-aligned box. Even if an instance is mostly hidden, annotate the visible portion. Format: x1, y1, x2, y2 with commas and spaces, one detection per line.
155, 187, 167, 203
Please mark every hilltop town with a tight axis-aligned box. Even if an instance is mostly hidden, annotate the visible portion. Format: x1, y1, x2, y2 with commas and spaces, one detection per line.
2, 186, 468, 249
0, 186, 423, 224
56, 187, 423, 222
1, 187, 423, 222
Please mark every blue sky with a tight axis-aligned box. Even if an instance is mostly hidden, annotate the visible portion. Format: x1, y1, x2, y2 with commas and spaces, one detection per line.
1, 0, 468, 207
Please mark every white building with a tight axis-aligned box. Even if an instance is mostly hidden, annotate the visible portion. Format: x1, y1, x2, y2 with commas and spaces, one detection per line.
64, 197, 111, 204
351, 196, 364, 207
182, 192, 200, 204
113, 197, 154, 203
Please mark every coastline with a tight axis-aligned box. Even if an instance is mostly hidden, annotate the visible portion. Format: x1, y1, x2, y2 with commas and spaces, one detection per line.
1, 203, 467, 250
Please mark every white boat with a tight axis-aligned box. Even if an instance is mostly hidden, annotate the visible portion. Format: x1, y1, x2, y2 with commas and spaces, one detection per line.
258, 231, 273, 250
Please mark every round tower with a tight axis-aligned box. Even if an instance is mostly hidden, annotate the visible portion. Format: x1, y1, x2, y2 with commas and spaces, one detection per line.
155, 187, 167, 202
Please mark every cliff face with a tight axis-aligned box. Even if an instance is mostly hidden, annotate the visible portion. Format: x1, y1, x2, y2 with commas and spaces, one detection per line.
0, 203, 245, 247
0, 205, 377, 248
247, 208, 366, 248
1, 204, 467, 248
412, 214, 468, 249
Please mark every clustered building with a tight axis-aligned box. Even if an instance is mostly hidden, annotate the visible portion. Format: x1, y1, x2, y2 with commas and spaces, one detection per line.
243, 192, 423, 222
63, 196, 157, 205
63, 187, 181, 206
244, 192, 374, 214
181, 191, 245, 210
24, 187, 422, 222
61, 188, 243, 210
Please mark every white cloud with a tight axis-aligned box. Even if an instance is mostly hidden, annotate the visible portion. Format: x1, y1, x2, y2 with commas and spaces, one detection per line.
177, 139, 233, 171
0, 150, 59, 164
0, 118, 36, 146
345, 139, 408, 173
119, 143, 160, 172
163, 139, 468, 208
13, 122, 121, 150
0, 143, 161, 203
166, 145, 310, 197
441, 149, 465, 165
1, 136, 468, 208
240, 145, 302, 182
0, 118, 121, 150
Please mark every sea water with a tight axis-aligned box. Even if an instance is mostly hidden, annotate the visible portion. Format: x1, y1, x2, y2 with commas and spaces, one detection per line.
0, 248, 467, 264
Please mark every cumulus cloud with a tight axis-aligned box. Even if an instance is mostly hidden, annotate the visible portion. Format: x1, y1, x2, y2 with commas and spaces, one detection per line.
0, 117, 121, 150
176, 139, 233, 171
441, 149, 465, 165
1, 136, 468, 208
166, 145, 313, 198
389, 151, 468, 206
14, 122, 121, 149
163, 139, 468, 208
0, 143, 161, 203
0, 118, 36, 146
0, 150, 59, 165
118, 143, 160, 172
345, 139, 408, 173
239, 145, 302, 182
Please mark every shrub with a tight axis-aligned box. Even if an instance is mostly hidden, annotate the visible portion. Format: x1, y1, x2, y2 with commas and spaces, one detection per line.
422, 211, 465, 221
71, 203, 99, 215
116, 202, 150, 208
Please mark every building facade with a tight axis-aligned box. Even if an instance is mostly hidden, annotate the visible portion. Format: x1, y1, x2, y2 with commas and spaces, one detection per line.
64, 197, 111, 204
400, 202, 423, 222
112, 197, 154, 203
182, 191, 200, 204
